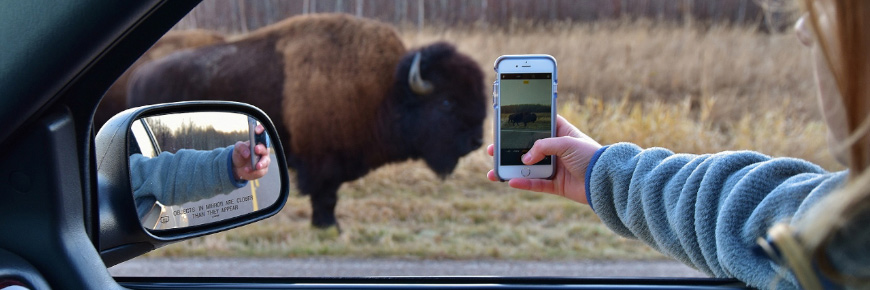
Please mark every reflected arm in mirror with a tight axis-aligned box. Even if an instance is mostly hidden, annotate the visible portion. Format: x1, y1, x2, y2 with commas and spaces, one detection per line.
129, 138, 270, 219
96, 104, 289, 265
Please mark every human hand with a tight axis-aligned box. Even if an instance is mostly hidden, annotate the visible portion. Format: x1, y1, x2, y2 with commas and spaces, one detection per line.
487, 115, 602, 204
232, 124, 270, 181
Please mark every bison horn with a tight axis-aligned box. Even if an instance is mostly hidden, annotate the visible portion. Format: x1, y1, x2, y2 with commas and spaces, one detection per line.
408, 52, 434, 95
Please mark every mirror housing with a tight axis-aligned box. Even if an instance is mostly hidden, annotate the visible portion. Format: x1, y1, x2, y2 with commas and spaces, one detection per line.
95, 101, 289, 267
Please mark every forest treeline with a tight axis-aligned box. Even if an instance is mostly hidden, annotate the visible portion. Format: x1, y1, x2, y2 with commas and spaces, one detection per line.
501, 104, 550, 114
173, 0, 796, 34
146, 118, 248, 154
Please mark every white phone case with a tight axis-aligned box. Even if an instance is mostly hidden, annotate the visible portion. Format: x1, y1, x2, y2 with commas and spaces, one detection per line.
493, 55, 557, 181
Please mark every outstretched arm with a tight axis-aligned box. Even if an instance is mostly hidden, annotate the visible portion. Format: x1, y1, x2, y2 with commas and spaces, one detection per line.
130, 145, 245, 207
589, 143, 846, 288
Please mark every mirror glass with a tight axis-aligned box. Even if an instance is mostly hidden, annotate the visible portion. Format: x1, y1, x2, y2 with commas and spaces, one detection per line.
128, 111, 280, 231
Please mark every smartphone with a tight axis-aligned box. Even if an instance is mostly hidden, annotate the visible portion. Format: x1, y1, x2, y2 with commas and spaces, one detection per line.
493, 55, 557, 181
247, 116, 261, 170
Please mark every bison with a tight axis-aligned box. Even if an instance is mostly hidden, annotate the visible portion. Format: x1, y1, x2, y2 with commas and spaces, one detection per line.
127, 14, 487, 229
507, 112, 522, 126
94, 29, 225, 129
520, 112, 538, 126
507, 112, 537, 127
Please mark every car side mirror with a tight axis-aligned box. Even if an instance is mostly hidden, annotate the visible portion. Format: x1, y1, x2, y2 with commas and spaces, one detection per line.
95, 101, 289, 267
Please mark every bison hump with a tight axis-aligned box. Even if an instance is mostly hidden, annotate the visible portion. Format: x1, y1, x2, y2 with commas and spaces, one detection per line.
267, 14, 406, 155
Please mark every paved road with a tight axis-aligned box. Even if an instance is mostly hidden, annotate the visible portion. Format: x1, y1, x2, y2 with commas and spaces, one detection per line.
109, 258, 706, 278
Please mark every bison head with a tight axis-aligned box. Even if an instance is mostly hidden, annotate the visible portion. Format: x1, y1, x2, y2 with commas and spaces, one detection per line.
393, 42, 486, 177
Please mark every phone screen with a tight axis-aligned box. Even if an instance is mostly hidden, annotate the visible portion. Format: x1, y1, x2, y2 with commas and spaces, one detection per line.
499, 73, 553, 166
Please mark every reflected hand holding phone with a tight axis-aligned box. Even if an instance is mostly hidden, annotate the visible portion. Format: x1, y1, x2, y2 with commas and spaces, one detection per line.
129, 111, 280, 230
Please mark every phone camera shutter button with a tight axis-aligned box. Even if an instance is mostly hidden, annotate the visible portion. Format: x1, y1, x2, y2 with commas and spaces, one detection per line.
521, 168, 531, 177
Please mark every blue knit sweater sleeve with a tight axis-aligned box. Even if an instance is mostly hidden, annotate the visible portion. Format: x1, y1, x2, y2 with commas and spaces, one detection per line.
130, 145, 248, 218
586, 142, 848, 289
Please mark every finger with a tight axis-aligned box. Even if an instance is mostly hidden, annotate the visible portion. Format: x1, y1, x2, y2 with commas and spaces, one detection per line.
256, 155, 271, 170
256, 124, 265, 134
255, 144, 268, 155
487, 170, 498, 181
232, 141, 248, 166
556, 115, 600, 145
239, 143, 251, 158
508, 178, 556, 194
522, 137, 575, 165
487, 144, 494, 156
555, 115, 582, 138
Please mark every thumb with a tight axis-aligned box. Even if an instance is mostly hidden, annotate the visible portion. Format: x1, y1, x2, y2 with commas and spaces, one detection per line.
232, 141, 249, 167
522, 136, 576, 165
523, 136, 601, 176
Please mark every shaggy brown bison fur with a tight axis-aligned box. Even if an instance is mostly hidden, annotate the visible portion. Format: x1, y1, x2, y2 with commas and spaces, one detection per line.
127, 14, 487, 229
94, 29, 225, 130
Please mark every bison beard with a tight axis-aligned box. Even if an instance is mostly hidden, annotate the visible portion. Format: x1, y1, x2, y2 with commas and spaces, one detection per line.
127, 14, 486, 229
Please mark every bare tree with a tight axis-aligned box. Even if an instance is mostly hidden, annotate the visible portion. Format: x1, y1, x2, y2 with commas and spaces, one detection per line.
417, 0, 424, 32
237, 0, 249, 33
172, 0, 782, 34
753, 0, 794, 32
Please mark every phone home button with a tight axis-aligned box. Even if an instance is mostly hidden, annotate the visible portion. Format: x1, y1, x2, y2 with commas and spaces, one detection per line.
521, 168, 531, 177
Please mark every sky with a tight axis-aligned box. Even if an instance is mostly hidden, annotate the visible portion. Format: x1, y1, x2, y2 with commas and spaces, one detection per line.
144, 112, 252, 134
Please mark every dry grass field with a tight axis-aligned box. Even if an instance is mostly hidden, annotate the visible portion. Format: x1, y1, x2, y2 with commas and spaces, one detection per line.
148, 20, 842, 261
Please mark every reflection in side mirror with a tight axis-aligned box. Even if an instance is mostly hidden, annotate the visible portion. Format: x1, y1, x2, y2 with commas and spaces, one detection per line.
129, 112, 280, 231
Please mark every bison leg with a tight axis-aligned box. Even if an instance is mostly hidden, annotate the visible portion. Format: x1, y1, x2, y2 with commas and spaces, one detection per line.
310, 183, 341, 229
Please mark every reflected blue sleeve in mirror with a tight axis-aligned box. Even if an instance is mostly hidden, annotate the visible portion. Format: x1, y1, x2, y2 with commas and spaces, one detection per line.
225, 146, 248, 188
130, 145, 247, 218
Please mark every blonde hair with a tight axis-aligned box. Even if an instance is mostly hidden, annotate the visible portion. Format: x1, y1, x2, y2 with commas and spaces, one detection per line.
765, 0, 870, 288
